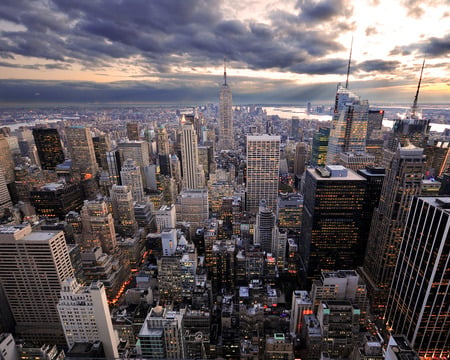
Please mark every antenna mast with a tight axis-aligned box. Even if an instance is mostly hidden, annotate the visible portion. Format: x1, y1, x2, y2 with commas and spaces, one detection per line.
411, 58, 425, 119
223, 58, 227, 86
345, 36, 353, 89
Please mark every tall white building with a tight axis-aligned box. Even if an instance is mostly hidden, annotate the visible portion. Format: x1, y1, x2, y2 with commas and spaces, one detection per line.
57, 278, 119, 359
180, 121, 203, 190
120, 158, 145, 203
246, 135, 280, 213
219, 63, 233, 151
155, 204, 177, 232
0, 225, 73, 345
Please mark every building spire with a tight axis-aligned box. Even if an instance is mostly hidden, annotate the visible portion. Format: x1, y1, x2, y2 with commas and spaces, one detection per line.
345, 36, 353, 89
223, 57, 227, 86
411, 58, 425, 119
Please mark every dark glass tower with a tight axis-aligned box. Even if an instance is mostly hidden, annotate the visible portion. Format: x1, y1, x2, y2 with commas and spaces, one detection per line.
385, 197, 450, 358
32, 128, 65, 170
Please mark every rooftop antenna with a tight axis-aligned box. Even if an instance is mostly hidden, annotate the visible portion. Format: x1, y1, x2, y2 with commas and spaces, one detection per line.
345, 36, 353, 89
411, 58, 425, 119
223, 57, 227, 86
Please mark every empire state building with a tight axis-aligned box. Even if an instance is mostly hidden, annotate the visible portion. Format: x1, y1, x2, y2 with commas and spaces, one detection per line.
219, 62, 233, 151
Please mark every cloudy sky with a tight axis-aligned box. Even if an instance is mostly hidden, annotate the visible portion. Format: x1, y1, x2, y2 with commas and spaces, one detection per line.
0, 0, 449, 104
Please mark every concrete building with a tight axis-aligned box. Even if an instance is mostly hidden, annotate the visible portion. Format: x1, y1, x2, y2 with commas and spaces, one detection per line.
57, 278, 119, 359
246, 135, 280, 213
65, 126, 98, 176
110, 185, 138, 237
219, 63, 233, 151
155, 204, 177, 232
0, 225, 73, 345
180, 121, 203, 190
176, 189, 209, 234
120, 158, 145, 203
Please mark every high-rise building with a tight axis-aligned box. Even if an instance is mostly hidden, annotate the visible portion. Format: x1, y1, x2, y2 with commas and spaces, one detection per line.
326, 86, 369, 165
366, 109, 385, 165
92, 133, 111, 170
138, 306, 184, 359
110, 185, 138, 237
80, 199, 116, 254
181, 121, 203, 190
385, 197, 450, 358
155, 204, 177, 232
65, 126, 98, 176
0, 225, 73, 345
157, 125, 171, 176
106, 148, 122, 185
246, 135, 280, 213
254, 200, 275, 253
361, 146, 425, 312
294, 142, 308, 184
121, 158, 145, 203
338, 151, 375, 172
32, 128, 65, 170
277, 193, 303, 231
0, 135, 15, 184
311, 127, 330, 167
291, 117, 300, 140
300, 165, 366, 281
118, 140, 150, 187
219, 62, 233, 151
126, 122, 140, 141
29, 182, 84, 220
0, 168, 12, 212
176, 189, 209, 235
57, 278, 119, 359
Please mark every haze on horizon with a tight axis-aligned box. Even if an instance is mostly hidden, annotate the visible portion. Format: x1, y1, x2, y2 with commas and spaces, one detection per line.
0, 0, 449, 104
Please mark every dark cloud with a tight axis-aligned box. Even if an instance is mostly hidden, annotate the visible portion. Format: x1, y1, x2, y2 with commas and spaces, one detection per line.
389, 34, 450, 58
0, 0, 348, 74
296, 0, 353, 22
357, 59, 401, 73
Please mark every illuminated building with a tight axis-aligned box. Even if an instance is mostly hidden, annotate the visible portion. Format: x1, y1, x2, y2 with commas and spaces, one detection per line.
290, 290, 313, 336
385, 335, 419, 360
0, 135, 14, 184
32, 128, 65, 170
30, 182, 83, 220
0, 225, 73, 345
120, 158, 144, 203
385, 197, 450, 359
126, 122, 139, 141
176, 189, 209, 235
246, 135, 280, 213
80, 199, 116, 254
65, 126, 98, 176
219, 62, 233, 151
110, 185, 138, 237
118, 140, 150, 187
182, 308, 211, 359
326, 86, 369, 165
300, 166, 366, 281
277, 193, 303, 231
157, 125, 171, 176
0, 168, 12, 212
264, 333, 294, 360
57, 278, 119, 359
361, 146, 425, 312
317, 300, 360, 358
311, 127, 330, 167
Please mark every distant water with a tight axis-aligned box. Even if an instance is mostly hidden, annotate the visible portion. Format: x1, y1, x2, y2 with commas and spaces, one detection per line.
264, 106, 450, 133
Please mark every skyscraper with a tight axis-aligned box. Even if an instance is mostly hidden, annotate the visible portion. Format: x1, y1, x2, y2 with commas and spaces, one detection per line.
181, 121, 203, 190
32, 128, 65, 170
80, 199, 116, 254
157, 125, 171, 176
120, 158, 145, 203
65, 126, 98, 176
110, 185, 138, 237
126, 122, 140, 141
361, 145, 425, 311
300, 165, 366, 281
385, 196, 450, 358
326, 86, 369, 164
311, 127, 330, 166
254, 200, 275, 253
219, 62, 233, 151
246, 135, 280, 213
0, 134, 15, 184
58, 278, 119, 359
0, 225, 73, 345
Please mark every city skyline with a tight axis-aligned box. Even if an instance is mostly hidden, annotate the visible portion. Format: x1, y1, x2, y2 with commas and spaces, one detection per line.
0, 0, 449, 104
